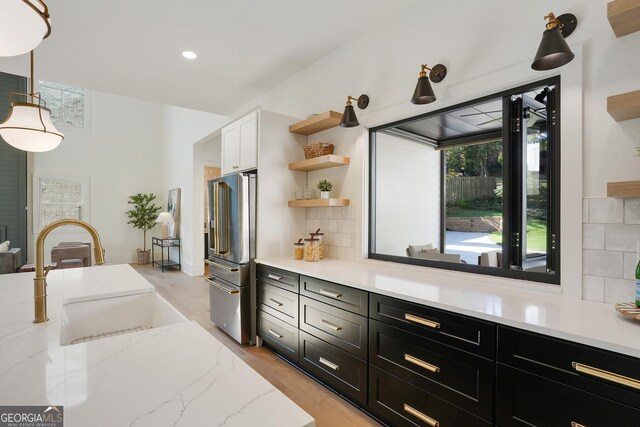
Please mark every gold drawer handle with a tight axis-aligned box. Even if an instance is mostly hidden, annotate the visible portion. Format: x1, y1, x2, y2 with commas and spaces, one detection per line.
319, 288, 342, 299
321, 319, 342, 331
405, 354, 440, 374
268, 329, 283, 339
269, 298, 284, 307
572, 362, 640, 390
403, 404, 439, 427
571, 422, 585, 427
405, 313, 440, 329
318, 357, 340, 371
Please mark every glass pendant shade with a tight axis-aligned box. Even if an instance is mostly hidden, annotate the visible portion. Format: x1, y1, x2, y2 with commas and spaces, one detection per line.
411, 76, 436, 104
0, 102, 63, 152
531, 27, 575, 71
0, 0, 51, 57
340, 105, 359, 127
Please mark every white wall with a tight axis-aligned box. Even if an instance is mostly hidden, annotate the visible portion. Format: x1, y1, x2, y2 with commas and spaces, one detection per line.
375, 132, 440, 256
160, 105, 228, 276
31, 90, 164, 264
227, 0, 640, 298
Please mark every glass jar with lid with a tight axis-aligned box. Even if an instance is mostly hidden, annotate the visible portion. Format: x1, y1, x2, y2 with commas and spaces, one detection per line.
293, 239, 304, 260
310, 229, 325, 259
303, 238, 320, 262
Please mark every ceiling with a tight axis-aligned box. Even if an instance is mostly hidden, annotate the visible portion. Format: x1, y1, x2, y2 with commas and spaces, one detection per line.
0, 0, 418, 115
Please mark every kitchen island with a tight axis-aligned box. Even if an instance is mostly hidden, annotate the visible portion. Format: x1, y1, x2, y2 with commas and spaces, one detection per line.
0, 264, 314, 427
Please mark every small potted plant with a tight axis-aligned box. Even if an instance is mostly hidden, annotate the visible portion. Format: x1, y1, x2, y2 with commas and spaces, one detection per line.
317, 179, 333, 199
126, 193, 162, 264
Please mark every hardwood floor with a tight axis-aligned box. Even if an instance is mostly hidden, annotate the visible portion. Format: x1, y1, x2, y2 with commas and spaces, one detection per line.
132, 263, 382, 427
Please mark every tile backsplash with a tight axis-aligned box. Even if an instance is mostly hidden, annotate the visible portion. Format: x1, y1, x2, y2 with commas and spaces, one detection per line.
305, 206, 356, 260
583, 197, 639, 303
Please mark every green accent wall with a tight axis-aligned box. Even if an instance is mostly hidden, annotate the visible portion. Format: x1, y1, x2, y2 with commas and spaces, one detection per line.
0, 72, 28, 259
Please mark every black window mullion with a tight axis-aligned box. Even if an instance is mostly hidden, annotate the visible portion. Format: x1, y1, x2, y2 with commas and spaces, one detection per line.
504, 96, 524, 270
546, 87, 560, 274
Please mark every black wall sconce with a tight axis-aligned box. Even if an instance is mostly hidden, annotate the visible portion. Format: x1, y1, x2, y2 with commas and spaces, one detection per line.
340, 94, 369, 127
531, 12, 578, 71
411, 63, 447, 105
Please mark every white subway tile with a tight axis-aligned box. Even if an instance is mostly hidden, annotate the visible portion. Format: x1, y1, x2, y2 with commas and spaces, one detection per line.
604, 278, 635, 303
582, 275, 605, 302
326, 245, 336, 259
624, 252, 639, 280
342, 219, 356, 234
323, 232, 333, 246
333, 233, 344, 247
582, 199, 589, 224
582, 250, 589, 274
589, 198, 623, 224
587, 250, 623, 278
333, 207, 343, 219
582, 224, 605, 250
336, 220, 344, 233
329, 219, 338, 232
322, 208, 333, 219
605, 224, 640, 252
308, 207, 317, 220
334, 246, 347, 260
342, 206, 354, 219
342, 233, 355, 248
625, 198, 640, 224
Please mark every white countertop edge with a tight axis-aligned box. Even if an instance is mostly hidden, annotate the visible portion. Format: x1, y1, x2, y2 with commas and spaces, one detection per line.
256, 257, 640, 359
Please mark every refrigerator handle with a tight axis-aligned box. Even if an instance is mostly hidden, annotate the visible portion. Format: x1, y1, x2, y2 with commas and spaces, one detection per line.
213, 182, 220, 255
219, 181, 230, 255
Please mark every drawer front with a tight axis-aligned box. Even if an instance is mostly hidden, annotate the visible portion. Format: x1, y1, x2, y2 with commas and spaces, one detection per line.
257, 264, 299, 293
257, 282, 298, 326
257, 310, 298, 364
300, 296, 367, 360
368, 365, 491, 427
497, 364, 640, 426
370, 294, 496, 359
498, 326, 640, 410
205, 258, 249, 286
300, 275, 368, 316
299, 331, 367, 406
369, 319, 494, 421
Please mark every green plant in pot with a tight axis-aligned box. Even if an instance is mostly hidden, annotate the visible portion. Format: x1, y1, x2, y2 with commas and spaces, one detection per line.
126, 193, 162, 265
317, 179, 333, 199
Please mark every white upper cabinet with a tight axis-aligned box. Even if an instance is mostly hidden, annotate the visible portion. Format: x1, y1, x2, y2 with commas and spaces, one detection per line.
221, 110, 258, 175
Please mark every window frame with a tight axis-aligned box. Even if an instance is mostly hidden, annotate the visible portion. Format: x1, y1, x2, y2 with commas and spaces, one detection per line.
368, 76, 560, 285
33, 174, 91, 233
36, 80, 92, 134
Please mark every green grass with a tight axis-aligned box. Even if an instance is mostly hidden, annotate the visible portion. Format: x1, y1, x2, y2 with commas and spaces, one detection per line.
489, 219, 547, 253
446, 208, 502, 218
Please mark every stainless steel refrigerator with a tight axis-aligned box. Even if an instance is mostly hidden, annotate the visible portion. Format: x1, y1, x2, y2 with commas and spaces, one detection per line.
206, 172, 256, 344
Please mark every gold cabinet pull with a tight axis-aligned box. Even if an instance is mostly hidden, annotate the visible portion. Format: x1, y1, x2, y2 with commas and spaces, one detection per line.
268, 329, 283, 339
318, 357, 340, 371
405, 313, 440, 329
405, 354, 440, 373
572, 362, 640, 390
319, 288, 342, 299
321, 319, 342, 331
403, 404, 439, 427
269, 298, 284, 307
571, 422, 586, 427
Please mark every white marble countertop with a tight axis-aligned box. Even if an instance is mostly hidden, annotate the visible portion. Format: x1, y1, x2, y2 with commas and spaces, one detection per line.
257, 257, 640, 359
0, 264, 314, 427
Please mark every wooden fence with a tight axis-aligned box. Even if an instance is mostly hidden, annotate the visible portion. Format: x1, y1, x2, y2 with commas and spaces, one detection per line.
446, 177, 498, 201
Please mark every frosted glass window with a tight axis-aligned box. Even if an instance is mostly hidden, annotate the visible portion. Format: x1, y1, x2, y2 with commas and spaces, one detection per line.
37, 176, 89, 229
38, 81, 87, 129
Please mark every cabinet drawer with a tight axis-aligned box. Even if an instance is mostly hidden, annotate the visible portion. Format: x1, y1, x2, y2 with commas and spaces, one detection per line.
498, 326, 640, 410
369, 319, 494, 421
370, 294, 496, 359
299, 331, 367, 406
257, 282, 298, 326
300, 275, 368, 316
497, 364, 640, 426
300, 296, 367, 360
368, 365, 490, 427
257, 310, 298, 364
257, 264, 299, 293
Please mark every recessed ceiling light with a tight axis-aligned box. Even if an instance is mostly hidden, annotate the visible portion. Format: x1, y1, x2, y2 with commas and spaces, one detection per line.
182, 51, 197, 60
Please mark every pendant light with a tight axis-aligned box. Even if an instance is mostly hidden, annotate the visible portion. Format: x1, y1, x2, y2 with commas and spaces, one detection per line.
0, 50, 64, 152
0, 0, 52, 57
531, 12, 578, 71
411, 64, 447, 105
340, 94, 369, 128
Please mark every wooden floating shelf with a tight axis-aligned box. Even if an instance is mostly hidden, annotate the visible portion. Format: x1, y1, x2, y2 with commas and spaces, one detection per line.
288, 155, 350, 172
289, 111, 342, 135
607, 180, 640, 198
608, 0, 640, 38
288, 198, 350, 208
608, 90, 640, 121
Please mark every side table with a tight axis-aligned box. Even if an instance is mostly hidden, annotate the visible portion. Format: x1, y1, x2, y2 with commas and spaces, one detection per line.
152, 237, 181, 272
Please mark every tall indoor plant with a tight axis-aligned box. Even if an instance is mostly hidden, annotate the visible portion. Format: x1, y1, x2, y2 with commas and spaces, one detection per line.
126, 193, 162, 264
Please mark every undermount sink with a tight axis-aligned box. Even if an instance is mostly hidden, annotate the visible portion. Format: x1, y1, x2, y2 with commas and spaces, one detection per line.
59, 292, 188, 346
